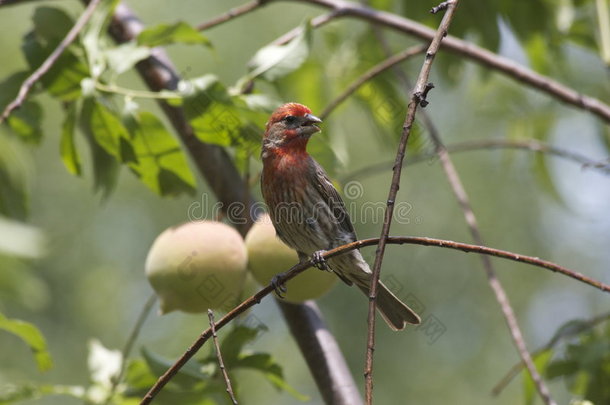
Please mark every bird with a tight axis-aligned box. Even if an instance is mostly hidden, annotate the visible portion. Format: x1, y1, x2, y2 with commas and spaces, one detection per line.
260, 102, 421, 330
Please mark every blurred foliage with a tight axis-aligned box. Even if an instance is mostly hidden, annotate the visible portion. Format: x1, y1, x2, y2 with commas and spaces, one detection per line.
0, 0, 609, 404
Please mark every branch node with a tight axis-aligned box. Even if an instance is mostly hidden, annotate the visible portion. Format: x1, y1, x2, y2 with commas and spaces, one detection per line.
430, 1, 452, 14
415, 82, 435, 107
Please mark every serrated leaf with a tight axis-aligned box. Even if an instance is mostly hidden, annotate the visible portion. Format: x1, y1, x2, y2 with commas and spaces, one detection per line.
0, 312, 52, 372
122, 111, 196, 196
244, 20, 312, 83
137, 22, 211, 47
60, 102, 81, 175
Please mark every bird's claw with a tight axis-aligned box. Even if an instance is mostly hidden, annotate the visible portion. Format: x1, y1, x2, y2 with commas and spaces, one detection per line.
312, 250, 329, 271
271, 274, 287, 298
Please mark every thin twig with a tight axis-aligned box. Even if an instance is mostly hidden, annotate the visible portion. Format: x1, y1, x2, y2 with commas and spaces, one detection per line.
319, 44, 427, 120
0, 0, 103, 124
197, 0, 267, 31
208, 310, 238, 405
492, 311, 610, 396
340, 139, 610, 183
367, 12, 557, 404
104, 293, 157, 404
364, 3, 460, 404
139, 234, 608, 404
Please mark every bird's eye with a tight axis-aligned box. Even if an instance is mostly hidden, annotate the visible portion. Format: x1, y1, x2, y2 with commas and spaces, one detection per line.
283, 115, 297, 124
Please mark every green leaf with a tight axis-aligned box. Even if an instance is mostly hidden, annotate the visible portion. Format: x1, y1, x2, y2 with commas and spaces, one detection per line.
220, 325, 267, 366
243, 20, 312, 83
0, 71, 43, 143
137, 22, 211, 47
79, 99, 120, 198
60, 102, 81, 175
124, 358, 157, 389
0, 136, 31, 220
32, 6, 73, 41
85, 98, 130, 159
81, 0, 120, 78
122, 111, 196, 196
21, 32, 89, 101
0, 312, 52, 372
182, 75, 244, 147
546, 359, 580, 379
234, 353, 308, 401
6, 101, 43, 144
104, 42, 151, 75
141, 347, 210, 388
525, 33, 552, 75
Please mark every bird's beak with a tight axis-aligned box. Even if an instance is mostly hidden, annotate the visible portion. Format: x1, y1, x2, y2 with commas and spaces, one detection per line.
302, 113, 322, 135
304, 113, 322, 125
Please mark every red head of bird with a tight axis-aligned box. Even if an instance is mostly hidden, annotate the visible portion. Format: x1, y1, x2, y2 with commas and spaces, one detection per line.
262, 103, 322, 157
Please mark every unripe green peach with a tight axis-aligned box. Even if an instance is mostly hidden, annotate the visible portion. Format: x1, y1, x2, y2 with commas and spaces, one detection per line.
245, 214, 337, 303
145, 221, 247, 314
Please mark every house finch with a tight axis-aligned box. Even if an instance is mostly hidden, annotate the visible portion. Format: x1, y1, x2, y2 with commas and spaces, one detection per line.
261, 103, 421, 330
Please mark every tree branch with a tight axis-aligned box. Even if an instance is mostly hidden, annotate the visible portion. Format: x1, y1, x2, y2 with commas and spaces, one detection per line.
340, 138, 610, 183
364, 3, 459, 403
208, 310, 238, 405
0, 0, 104, 124
196, 0, 269, 31
139, 234, 608, 404
319, 44, 427, 120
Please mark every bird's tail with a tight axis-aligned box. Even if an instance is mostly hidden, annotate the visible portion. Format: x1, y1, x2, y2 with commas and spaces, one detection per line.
330, 252, 421, 330
356, 281, 421, 331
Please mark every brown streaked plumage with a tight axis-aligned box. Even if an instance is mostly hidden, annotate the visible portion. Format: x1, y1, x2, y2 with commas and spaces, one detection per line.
261, 102, 420, 330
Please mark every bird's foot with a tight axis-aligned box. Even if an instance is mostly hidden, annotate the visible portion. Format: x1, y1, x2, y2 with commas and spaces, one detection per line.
312, 250, 329, 271
271, 274, 287, 298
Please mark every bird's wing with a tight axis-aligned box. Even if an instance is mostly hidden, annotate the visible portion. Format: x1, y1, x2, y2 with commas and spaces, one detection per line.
311, 159, 357, 239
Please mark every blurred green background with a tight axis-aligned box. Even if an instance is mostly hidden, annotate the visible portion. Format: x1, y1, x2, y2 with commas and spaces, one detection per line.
0, 0, 609, 404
